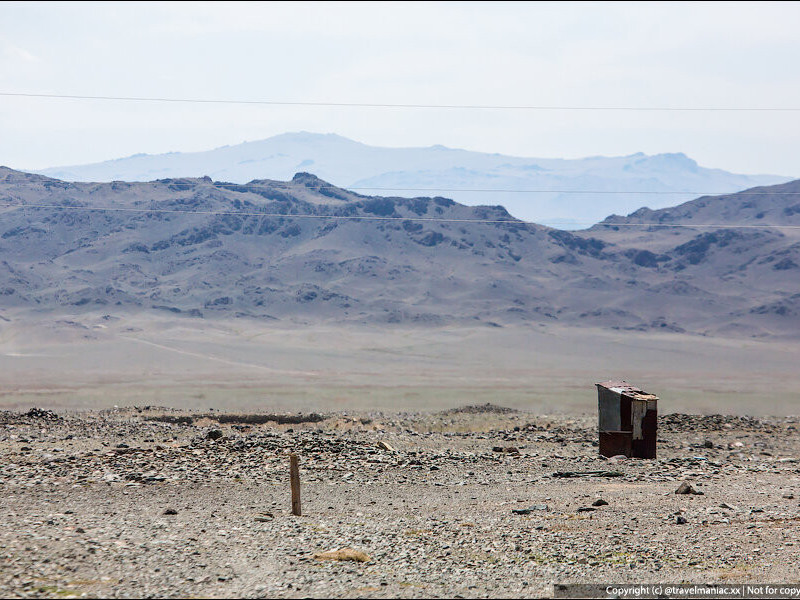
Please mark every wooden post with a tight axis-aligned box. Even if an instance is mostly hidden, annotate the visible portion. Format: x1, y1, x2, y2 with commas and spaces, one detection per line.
289, 453, 301, 516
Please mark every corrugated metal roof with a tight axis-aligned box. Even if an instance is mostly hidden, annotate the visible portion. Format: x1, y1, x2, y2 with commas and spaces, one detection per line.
596, 380, 658, 401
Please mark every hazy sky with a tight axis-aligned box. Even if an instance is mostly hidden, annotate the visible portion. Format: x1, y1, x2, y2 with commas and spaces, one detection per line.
1, 1, 799, 175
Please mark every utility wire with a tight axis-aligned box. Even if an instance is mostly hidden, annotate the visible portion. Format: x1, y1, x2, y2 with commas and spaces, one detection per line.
292, 186, 799, 195
0, 202, 522, 224
159, 180, 800, 196
2, 92, 800, 111
14, 177, 800, 197
2, 201, 800, 229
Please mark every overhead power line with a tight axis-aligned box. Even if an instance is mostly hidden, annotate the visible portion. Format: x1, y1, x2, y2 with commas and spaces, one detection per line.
2, 91, 800, 111
12, 177, 800, 197
0, 201, 522, 224
317, 187, 800, 195
156, 180, 800, 196
2, 201, 799, 230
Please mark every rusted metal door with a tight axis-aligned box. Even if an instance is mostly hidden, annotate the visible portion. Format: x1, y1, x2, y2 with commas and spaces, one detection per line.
596, 381, 657, 459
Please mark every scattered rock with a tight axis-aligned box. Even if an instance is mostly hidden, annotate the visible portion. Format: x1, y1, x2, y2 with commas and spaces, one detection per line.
25, 408, 60, 421
207, 430, 224, 441
553, 470, 624, 478
377, 441, 395, 452
606, 454, 628, 462
512, 505, 548, 515
439, 403, 518, 415
675, 482, 704, 495
2, 406, 798, 597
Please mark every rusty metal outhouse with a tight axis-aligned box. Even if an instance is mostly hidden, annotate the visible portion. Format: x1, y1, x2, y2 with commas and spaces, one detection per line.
596, 381, 658, 459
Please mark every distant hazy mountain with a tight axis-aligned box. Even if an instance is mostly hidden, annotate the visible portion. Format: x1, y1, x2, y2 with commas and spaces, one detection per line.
1, 167, 799, 338
36, 132, 790, 228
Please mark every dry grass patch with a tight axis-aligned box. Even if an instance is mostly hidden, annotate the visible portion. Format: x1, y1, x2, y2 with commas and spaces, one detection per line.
313, 548, 371, 562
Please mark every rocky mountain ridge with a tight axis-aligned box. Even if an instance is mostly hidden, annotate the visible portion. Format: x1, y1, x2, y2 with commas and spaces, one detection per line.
1, 167, 799, 338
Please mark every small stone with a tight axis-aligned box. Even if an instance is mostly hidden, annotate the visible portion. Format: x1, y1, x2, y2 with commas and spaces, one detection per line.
676, 516, 687, 525
675, 481, 703, 495
703, 440, 714, 448
254, 513, 274, 522
592, 498, 609, 506
207, 430, 223, 441
163, 508, 178, 515
782, 494, 795, 499
512, 505, 547, 515
377, 441, 395, 452
577, 507, 597, 513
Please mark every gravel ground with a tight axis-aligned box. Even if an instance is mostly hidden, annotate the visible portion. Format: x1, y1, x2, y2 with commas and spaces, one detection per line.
1, 405, 799, 598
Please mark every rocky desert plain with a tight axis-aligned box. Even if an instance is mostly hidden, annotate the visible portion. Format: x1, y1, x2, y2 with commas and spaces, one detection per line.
2, 168, 800, 598
1, 318, 800, 599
